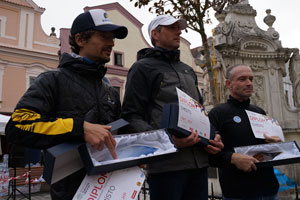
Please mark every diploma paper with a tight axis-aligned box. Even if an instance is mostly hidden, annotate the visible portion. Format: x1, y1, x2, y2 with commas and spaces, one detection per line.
176, 88, 210, 139
245, 110, 284, 141
73, 167, 145, 200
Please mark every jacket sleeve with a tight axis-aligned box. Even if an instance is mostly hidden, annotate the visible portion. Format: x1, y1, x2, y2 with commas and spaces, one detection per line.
5, 72, 84, 149
208, 107, 233, 168
121, 63, 154, 133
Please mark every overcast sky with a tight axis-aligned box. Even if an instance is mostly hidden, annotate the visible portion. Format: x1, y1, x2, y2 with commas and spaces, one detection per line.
33, 0, 300, 49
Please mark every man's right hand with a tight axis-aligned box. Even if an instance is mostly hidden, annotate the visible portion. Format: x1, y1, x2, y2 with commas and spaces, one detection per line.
231, 153, 259, 172
171, 130, 200, 148
83, 121, 117, 159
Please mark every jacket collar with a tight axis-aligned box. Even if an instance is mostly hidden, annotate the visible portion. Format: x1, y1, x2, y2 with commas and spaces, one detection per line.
58, 53, 107, 79
227, 95, 250, 108
137, 47, 180, 62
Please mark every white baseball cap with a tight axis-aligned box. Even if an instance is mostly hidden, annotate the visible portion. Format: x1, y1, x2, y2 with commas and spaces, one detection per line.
71, 9, 128, 39
148, 15, 187, 37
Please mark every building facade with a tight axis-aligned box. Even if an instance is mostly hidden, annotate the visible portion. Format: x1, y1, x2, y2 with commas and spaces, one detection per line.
0, 0, 60, 114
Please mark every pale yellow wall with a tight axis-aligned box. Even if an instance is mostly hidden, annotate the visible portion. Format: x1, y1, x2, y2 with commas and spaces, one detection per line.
106, 10, 149, 69
2, 67, 26, 112
179, 38, 204, 91
180, 39, 196, 70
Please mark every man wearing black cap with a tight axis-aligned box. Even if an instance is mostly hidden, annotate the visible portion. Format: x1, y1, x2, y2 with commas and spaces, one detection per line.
122, 15, 223, 200
5, 9, 127, 200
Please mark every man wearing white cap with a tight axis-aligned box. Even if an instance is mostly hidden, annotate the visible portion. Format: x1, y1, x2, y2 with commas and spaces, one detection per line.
122, 15, 223, 200
5, 9, 127, 200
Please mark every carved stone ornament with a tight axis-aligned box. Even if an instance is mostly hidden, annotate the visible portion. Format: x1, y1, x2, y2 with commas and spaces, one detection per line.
271, 31, 279, 40
243, 41, 268, 51
289, 48, 300, 108
263, 9, 276, 28
251, 76, 266, 111
249, 63, 268, 72
215, 21, 232, 35
50, 27, 57, 37
224, 3, 257, 16
215, 11, 226, 23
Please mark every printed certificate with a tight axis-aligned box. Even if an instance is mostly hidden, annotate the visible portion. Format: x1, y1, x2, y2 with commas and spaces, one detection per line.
176, 88, 210, 139
73, 166, 145, 200
245, 110, 284, 141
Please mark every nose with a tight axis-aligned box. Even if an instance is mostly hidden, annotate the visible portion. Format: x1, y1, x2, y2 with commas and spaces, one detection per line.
176, 28, 182, 36
246, 78, 253, 86
108, 38, 115, 47
178, 29, 182, 35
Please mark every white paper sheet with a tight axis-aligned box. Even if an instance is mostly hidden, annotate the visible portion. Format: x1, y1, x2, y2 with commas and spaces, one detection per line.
246, 110, 284, 141
73, 166, 145, 200
176, 88, 210, 139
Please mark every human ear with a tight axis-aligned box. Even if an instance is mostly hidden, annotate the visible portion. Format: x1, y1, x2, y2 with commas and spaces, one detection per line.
75, 33, 86, 48
151, 29, 159, 41
225, 79, 231, 89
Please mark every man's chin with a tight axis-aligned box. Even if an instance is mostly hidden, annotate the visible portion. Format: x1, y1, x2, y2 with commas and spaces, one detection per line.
244, 90, 253, 95
97, 57, 110, 63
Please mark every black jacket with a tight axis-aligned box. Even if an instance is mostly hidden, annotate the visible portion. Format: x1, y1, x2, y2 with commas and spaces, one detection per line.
208, 96, 279, 198
122, 47, 208, 174
5, 53, 121, 199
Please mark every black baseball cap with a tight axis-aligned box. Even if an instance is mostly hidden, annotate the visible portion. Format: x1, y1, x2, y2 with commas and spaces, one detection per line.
71, 9, 128, 39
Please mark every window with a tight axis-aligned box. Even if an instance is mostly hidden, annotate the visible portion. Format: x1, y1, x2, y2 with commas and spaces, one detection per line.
0, 17, 4, 38
114, 52, 123, 66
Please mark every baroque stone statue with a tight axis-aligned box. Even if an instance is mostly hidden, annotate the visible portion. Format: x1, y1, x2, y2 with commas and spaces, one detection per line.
289, 48, 300, 108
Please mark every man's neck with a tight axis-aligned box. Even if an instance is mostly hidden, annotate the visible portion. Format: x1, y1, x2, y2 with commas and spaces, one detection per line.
71, 53, 96, 64
155, 46, 169, 51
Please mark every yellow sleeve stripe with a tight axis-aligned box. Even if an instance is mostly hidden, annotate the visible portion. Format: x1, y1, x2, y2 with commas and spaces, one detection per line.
15, 118, 74, 135
12, 109, 41, 122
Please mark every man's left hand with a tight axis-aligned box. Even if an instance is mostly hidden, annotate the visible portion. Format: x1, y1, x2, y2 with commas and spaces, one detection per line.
172, 130, 200, 148
264, 134, 282, 143
205, 134, 224, 154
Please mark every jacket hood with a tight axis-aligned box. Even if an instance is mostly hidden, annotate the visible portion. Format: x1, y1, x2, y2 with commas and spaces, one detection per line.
58, 53, 107, 79
137, 47, 180, 62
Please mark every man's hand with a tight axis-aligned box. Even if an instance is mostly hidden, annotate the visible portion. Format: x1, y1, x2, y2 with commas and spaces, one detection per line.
264, 134, 282, 143
83, 121, 117, 159
172, 130, 200, 148
205, 134, 224, 154
231, 153, 259, 172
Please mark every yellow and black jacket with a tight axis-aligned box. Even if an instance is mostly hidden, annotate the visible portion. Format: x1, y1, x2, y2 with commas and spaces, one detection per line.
5, 53, 121, 149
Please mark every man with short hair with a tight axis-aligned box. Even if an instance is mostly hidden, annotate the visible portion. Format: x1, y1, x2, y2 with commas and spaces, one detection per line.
208, 64, 281, 199
5, 9, 128, 200
122, 15, 223, 200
